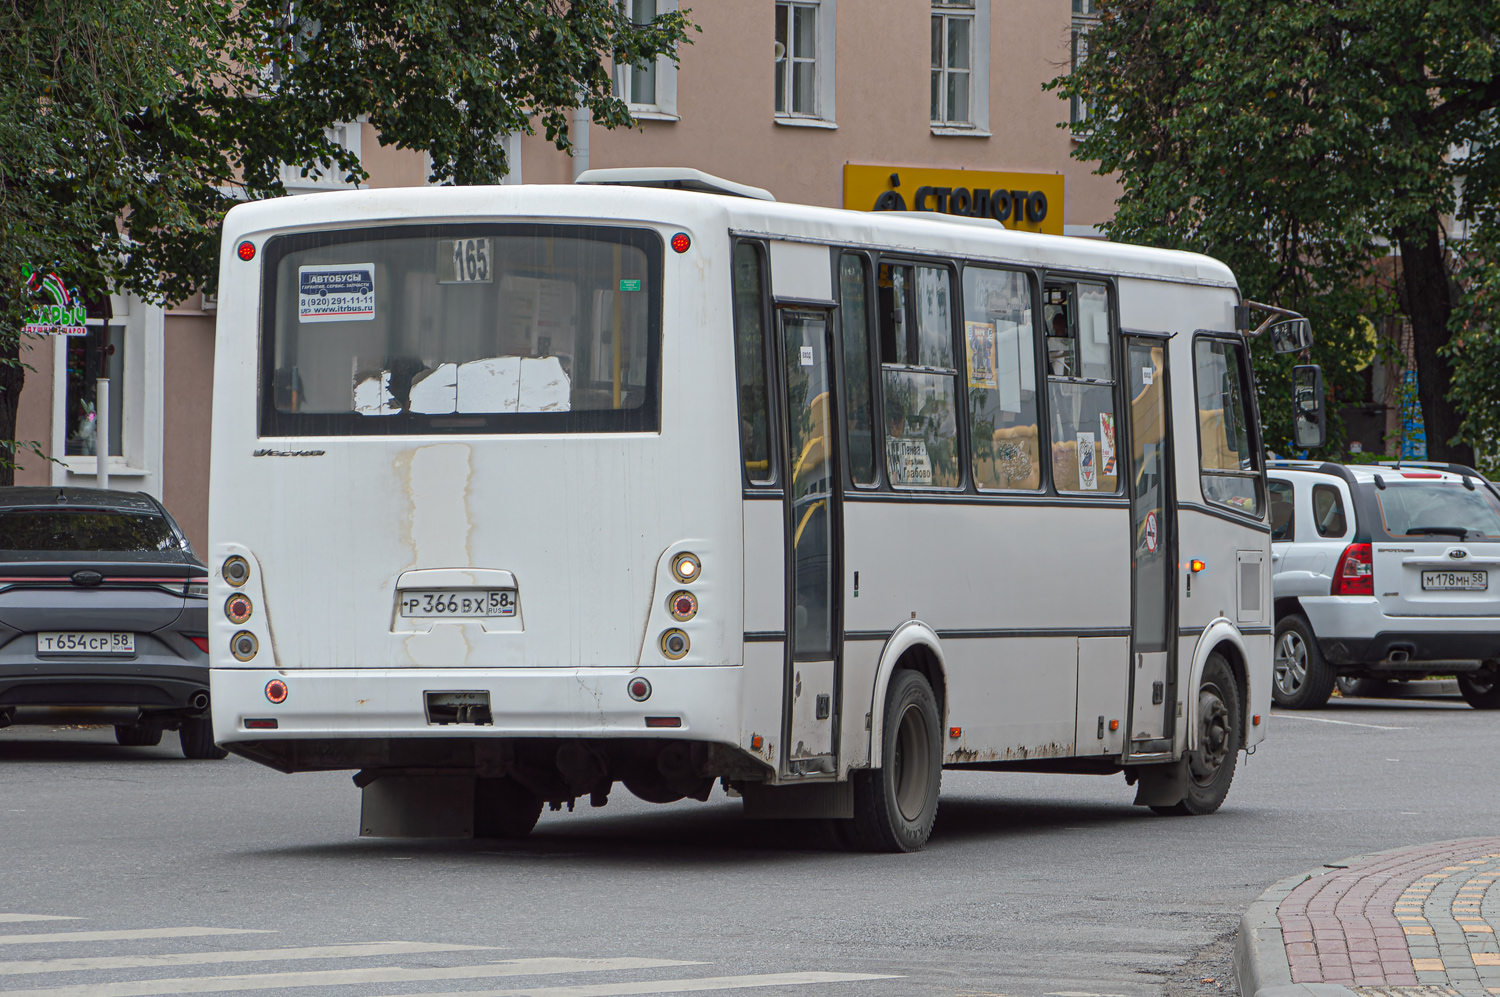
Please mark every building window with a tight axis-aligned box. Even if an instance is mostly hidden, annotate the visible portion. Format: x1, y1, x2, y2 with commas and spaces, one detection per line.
1071, 0, 1099, 130
64, 322, 125, 457
616, 0, 679, 120
930, 1, 989, 135
774, 0, 836, 126
281, 121, 362, 192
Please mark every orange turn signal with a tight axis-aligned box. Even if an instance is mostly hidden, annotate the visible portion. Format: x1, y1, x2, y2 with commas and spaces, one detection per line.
751, 734, 763, 750
1190, 559, 1206, 573
1109, 719, 1120, 731
949, 726, 962, 739
1253, 714, 1262, 726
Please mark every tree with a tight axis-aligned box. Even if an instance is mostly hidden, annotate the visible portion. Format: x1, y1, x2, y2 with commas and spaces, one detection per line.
0, 0, 692, 484
1049, 0, 1500, 461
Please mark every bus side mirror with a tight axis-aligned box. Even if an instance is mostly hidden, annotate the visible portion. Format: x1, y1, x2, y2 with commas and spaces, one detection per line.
1292, 364, 1327, 449
1269, 318, 1313, 354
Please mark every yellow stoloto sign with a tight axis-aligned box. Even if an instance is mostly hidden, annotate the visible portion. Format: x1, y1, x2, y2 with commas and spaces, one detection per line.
843, 164, 1065, 236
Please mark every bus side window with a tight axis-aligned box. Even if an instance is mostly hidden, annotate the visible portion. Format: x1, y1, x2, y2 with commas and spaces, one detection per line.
1045, 281, 1118, 494
839, 254, 877, 486
963, 266, 1040, 490
878, 261, 961, 489
732, 242, 774, 484
1194, 337, 1263, 516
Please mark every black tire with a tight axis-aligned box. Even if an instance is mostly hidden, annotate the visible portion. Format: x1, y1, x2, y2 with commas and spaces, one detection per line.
178, 717, 227, 759
1458, 664, 1500, 710
474, 777, 544, 839
114, 723, 162, 747
843, 669, 942, 852
1336, 676, 1390, 699
1151, 652, 1242, 816
1272, 615, 1334, 709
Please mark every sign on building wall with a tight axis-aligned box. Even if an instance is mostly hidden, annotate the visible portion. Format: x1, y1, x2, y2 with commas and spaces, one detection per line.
21, 267, 87, 336
843, 165, 1065, 236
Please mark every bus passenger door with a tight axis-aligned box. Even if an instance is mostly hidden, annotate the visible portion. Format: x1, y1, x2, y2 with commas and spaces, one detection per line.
1124, 336, 1176, 757
778, 308, 840, 777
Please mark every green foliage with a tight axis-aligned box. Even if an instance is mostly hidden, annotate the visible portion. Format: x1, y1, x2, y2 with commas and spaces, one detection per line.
0, 0, 692, 479
1442, 242, 1500, 476
1048, 0, 1500, 459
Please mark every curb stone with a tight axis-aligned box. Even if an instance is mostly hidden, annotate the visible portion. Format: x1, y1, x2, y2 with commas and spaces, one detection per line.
1233, 842, 1453, 997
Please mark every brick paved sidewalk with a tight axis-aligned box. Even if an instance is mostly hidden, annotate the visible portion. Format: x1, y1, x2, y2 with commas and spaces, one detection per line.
1272, 837, 1500, 991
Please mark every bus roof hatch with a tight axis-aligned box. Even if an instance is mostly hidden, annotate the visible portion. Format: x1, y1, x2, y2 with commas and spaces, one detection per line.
574, 167, 775, 202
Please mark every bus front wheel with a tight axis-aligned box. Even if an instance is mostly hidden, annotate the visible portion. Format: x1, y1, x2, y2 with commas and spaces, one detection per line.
844, 669, 942, 852
1150, 652, 1242, 816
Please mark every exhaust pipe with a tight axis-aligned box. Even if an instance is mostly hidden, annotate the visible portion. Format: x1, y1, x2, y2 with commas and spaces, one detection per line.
1387, 645, 1414, 664
189, 691, 210, 712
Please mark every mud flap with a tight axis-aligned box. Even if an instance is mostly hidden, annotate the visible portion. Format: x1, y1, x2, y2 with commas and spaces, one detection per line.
1132, 758, 1189, 808
742, 780, 853, 819
360, 775, 474, 838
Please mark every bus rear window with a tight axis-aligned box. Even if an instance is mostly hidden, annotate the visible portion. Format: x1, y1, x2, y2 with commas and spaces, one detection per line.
261, 225, 662, 435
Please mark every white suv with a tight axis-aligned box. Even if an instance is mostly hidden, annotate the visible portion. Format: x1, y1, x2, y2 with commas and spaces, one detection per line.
1267, 461, 1500, 709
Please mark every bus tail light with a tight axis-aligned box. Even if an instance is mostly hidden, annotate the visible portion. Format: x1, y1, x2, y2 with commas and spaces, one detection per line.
646, 716, 682, 728
1332, 543, 1373, 596
668, 591, 697, 621
660, 629, 689, 660
231, 631, 259, 662
670, 552, 700, 583
245, 718, 278, 729
223, 556, 250, 587
628, 677, 652, 702
265, 679, 288, 704
225, 593, 253, 624
670, 232, 691, 254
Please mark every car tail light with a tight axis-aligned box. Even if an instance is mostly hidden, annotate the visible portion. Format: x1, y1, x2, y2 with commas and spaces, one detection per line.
1332, 543, 1374, 596
188, 635, 210, 654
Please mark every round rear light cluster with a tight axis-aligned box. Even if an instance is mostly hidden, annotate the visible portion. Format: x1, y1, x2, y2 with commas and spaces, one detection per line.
670, 552, 700, 583
670, 232, 691, 254
231, 630, 259, 662
668, 591, 697, 621
223, 556, 250, 586
236, 241, 256, 261
265, 679, 288, 704
225, 593, 253, 624
660, 629, 690, 660
628, 677, 652, 702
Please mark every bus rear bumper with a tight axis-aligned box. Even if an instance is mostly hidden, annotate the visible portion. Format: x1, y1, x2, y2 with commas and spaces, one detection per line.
210, 666, 743, 744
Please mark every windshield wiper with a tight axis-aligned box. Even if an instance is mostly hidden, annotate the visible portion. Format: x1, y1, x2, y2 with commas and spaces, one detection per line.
1405, 526, 1470, 538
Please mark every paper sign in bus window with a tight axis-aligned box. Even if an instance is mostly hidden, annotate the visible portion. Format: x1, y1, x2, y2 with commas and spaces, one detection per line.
1077, 432, 1098, 490
966, 321, 998, 389
1099, 413, 1117, 477
888, 438, 933, 486
299, 264, 376, 322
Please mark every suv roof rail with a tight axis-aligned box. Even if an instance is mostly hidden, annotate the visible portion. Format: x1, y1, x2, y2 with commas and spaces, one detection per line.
573, 167, 775, 201
1372, 459, 1489, 481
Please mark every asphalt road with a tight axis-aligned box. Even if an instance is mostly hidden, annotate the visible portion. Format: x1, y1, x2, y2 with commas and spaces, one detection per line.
2, 689, 1496, 997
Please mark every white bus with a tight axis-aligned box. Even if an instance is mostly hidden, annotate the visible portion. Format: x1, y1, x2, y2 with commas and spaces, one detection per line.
208, 170, 1316, 851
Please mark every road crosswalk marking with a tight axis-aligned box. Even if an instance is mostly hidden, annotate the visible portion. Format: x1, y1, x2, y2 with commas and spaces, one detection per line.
385, 972, 902, 997
0, 957, 700, 997
0, 917, 82, 925
0, 942, 496, 977
0, 929, 271, 948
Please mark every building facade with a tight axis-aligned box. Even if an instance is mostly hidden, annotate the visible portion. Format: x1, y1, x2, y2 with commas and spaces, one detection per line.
13, 0, 1114, 550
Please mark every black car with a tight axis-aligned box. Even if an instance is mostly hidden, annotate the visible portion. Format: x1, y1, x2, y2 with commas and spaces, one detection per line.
0, 487, 223, 758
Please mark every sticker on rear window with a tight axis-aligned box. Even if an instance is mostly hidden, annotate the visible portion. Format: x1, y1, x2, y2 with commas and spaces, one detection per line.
299, 264, 376, 322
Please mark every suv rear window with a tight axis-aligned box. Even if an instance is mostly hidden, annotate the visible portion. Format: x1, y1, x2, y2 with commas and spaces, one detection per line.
0, 510, 182, 552
1375, 482, 1500, 539
261, 224, 663, 436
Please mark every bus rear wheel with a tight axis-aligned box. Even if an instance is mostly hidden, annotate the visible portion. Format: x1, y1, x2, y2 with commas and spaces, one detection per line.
844, 669, 941, 852
1150, 652, 1241, 816
474, 777, 544, 839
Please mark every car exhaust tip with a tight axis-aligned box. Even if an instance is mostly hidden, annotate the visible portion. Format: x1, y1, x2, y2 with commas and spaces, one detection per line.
189, 691, 210, 712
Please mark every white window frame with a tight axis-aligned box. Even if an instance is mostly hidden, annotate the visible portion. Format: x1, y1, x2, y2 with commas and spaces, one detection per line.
51, 292, 165, 495
774, 0, 837, 129
930, 0, 990, 137
1070, 0, 1099, 132
615, 0, 679, 121
281, 119, 363, 192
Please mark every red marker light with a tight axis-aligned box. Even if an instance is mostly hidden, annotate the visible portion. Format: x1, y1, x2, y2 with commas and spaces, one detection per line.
645, 716, 682, 728
245, 718, 279, 730
670, 232, 691, 254
237, 241, 256, 261
188, 635, 210, 654
265, 679, 288, 704
628, 677, 652, 702
948, 726, 962, 739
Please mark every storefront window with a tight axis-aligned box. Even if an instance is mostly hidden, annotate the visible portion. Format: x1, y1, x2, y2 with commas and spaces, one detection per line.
64, 323, 125, 457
